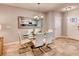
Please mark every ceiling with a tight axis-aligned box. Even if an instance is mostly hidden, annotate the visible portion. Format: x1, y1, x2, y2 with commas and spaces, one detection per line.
1, 3, 79, 12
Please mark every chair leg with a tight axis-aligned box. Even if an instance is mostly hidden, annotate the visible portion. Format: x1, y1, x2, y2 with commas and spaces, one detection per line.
39, 47, 46, 53
31, 47, 45, 56
31, 48, 42, 56
31, 49, 35, 56
47, 45, 52, 50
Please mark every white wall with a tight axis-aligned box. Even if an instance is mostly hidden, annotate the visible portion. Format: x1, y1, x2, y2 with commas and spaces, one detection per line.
61, 12, 67, 36
46, 12, 54, 30
54, 12, 62, 37
46, 11, 62, 37
66, 9, 79, 40
0, 5, 45, 44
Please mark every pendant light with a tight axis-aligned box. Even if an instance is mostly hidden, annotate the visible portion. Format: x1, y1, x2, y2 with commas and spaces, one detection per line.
34, 3, 44, 20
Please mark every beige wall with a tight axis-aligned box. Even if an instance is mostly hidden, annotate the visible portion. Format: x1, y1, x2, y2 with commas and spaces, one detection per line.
65, 9, 79, 40
46, 12, 54, 30
61, 12, 67, 36
0, 4, 63, 44
46, 11, 62, 37
54, 12, 62, 37
0, 5, 45, 44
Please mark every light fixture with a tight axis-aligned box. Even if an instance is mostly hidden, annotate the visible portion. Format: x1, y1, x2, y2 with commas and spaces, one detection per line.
65, 7, 72, 11
61, 6, 77, 12
34, 3, 44, 20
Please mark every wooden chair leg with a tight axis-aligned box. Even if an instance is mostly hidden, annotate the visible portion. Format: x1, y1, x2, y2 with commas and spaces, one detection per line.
39, 47, 46, 53
47, 45, 52, 50
31, 49, 34, 56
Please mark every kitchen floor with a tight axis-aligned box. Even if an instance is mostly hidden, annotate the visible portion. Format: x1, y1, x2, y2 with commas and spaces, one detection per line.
3, 37, 79, 56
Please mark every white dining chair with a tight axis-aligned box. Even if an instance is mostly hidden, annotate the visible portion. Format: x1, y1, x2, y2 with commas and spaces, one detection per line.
31, 33, 45, 55
18, 31, 30, 45
45, 32, 54, 49
34, 33, 45, 47
17, 31, 31, 54
45, 32, 53, 44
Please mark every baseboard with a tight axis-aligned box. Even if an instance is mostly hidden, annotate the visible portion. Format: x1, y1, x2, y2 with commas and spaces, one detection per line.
56, 36, 79, 41
4, 41, 19, 46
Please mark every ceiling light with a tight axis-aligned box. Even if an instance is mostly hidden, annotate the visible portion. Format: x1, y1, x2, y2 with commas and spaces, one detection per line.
61, 6, 77, 12
33, 3, 44, 20
65, 7, 71, 11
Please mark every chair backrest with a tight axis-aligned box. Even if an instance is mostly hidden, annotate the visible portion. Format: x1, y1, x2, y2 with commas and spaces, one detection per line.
17, 31, 29, 45
45, 32, 53, 44
18, 31, 26, 40
34, 29, 41, 34
34, 33, 45, 47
